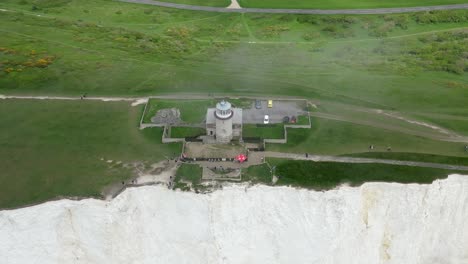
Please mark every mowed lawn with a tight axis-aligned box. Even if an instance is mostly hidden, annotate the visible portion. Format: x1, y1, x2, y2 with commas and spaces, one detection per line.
238, 0, 468, 9
0, 100, 181, 209
143, 99, 216, 124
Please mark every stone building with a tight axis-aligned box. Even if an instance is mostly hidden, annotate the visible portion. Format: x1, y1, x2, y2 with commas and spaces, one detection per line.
206, 100, 242, 143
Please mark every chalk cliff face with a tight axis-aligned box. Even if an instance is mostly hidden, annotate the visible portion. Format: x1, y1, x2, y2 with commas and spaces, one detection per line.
1, 175, 468, 264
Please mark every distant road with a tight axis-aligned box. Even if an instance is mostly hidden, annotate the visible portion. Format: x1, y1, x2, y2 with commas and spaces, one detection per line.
117, 0, 468, 14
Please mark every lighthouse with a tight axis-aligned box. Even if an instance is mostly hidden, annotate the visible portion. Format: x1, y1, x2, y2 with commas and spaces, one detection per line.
214, 100, 234, 143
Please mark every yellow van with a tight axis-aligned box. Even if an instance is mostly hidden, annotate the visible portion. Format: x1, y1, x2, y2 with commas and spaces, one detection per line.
268, 100, 273, 108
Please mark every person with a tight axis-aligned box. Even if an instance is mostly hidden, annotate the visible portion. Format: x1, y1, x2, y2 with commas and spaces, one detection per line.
305, 153, 309, 158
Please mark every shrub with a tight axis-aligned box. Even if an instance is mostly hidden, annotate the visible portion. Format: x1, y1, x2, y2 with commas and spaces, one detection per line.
413, 10, 468, 24
296, 15, 320, 25
322, 25, 337, 33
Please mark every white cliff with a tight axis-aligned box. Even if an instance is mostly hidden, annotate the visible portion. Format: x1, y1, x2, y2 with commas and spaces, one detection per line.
1, 175, 468, 264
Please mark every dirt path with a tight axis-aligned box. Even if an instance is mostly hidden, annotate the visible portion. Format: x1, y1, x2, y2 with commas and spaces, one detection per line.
227, 0, 240, 9
251, 151, 468, 171
117, 0, 468, 14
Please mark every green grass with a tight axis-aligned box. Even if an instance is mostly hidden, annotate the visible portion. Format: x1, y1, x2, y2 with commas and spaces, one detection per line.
242, 163, 272, 183
243, 124, 284, 139
269, 118, 467, 157
171, 126, 205, 138
295, 115, 309, 125
268, 158, 463, 190
238, 0, 468, 9
143, 99, 216, 124
174, 163, 202, 190
228, 98, 253, 109
344, 152, 468, 166
0, 99, 181, 209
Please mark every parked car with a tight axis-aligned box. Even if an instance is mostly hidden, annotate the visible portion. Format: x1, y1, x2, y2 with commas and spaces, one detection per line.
268, 100, 273, 108
264, 115, 270, 124
283, 116, 290, 123
255, 100, 262, 109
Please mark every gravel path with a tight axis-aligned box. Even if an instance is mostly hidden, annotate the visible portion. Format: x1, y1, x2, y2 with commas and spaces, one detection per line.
117, 0, 468, 14
256, 151, 468, 171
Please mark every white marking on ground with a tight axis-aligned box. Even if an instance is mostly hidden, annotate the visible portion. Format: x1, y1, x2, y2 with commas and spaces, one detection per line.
379, 111, 451, 135
227, 0, 241, 9
131, 98, 148, 107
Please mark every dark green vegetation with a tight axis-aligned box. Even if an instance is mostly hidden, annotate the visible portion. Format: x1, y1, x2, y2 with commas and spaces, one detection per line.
269, 158, 463, 190
295, 115, 309, 125
242, 163, 272, 183
143, 99, 215, 123
228, 98, 253, 109
344, 152, 468, 166
243, 124, 284, 139
158, 0, 230, 7
238, 0, 468, 9
171, 126, 205, 138
173, 163, 203, 191
0, 99, 181, 209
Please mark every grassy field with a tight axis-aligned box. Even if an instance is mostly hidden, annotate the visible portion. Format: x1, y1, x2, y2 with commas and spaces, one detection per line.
170, 126, 206, 138
238, 0, 468, 9
242, 163, 272, 183
269, 118, 468, 157
243, 124, 284, 139
344, 152, 468, 166
0, 99, 181, 209
268, 158, 464, 190
143, 99, 216, 123
173, 163, 203, 190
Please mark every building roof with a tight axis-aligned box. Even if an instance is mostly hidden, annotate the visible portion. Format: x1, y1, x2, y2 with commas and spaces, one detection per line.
206, 108, 242, 125
216, 101, 231, 111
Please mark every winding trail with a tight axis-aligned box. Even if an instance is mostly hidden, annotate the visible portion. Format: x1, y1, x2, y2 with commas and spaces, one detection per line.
117, 0, 468, 14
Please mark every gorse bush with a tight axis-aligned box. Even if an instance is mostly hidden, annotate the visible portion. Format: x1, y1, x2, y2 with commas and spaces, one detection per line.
413, 10, 468, 24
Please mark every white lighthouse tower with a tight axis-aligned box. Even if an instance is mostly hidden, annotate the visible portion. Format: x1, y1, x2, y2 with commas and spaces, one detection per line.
214, 100, 234, 143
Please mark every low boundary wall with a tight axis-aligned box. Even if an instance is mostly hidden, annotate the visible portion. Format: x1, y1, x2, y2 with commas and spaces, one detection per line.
139, 98, 312, 146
